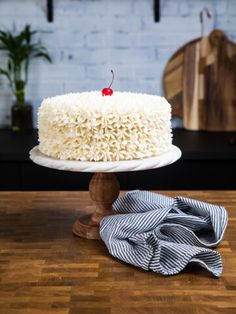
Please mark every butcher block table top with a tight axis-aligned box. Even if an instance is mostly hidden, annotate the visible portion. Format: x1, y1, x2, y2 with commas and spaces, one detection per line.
0, 191, 235, 314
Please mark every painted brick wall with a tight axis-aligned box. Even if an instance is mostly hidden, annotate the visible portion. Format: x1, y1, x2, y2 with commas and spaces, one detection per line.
0, 0, 235, 127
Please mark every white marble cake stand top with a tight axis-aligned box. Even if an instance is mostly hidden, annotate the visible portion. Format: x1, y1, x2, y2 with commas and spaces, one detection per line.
29, 145, 182, 173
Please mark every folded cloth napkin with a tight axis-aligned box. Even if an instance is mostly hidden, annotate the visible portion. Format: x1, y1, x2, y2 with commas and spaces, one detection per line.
100, 191, 228, 277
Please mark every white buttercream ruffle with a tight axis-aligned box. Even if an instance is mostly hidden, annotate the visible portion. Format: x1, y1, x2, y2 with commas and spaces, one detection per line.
38, 91, 172, 161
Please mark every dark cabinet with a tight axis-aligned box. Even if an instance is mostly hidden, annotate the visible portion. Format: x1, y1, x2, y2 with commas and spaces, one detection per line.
0, 129, 235, 190
0, 162, 21, 190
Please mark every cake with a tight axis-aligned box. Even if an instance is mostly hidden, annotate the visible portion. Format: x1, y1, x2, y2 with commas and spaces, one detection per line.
38, 91, 172, 162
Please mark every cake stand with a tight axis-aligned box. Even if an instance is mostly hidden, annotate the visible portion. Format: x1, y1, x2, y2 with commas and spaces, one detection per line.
30, 145, 182, 239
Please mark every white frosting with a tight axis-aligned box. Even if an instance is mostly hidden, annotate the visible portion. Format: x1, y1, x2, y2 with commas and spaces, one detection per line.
38, 91, 172, 161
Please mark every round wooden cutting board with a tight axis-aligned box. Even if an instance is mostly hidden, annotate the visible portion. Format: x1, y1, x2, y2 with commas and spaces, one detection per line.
163, 29, 236, 131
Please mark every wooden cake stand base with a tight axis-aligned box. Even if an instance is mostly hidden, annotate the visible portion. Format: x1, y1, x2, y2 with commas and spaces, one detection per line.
72, 173, 120, 239
29, 145, 182, 240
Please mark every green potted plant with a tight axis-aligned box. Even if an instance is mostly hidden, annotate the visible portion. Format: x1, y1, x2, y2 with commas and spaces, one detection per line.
0, 25, 52, 133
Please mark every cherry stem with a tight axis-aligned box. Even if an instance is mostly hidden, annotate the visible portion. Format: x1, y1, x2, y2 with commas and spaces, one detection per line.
108, 70, 114, 89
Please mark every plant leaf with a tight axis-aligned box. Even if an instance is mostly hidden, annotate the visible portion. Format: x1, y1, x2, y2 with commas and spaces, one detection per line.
0, 67, 10, 80
7, 60, 12, 72
0, 24, 52, 85
32, 51, 52, 63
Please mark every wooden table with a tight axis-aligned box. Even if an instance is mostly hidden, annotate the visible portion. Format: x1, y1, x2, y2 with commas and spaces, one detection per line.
0, 191, 235, 314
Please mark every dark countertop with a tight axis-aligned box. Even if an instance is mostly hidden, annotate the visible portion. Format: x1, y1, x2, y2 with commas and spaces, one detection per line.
0, 129, 236, 161
173, 130, 236, 160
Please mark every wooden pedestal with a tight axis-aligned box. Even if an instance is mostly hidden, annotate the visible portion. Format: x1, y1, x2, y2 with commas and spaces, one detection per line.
72, 173, 120, 239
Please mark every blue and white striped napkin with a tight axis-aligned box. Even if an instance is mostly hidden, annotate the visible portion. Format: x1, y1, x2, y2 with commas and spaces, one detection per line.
100, 191, 228, 277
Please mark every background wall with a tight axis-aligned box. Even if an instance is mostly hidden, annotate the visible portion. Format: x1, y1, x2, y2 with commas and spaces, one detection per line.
0, 0, 235, 127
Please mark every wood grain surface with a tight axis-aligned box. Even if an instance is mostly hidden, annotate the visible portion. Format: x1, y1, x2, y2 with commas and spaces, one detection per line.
163, 29, 236, 131
0, 191, 235, 314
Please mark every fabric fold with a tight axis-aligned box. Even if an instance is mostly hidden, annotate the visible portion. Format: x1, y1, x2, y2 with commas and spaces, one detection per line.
100, 191, 228, 277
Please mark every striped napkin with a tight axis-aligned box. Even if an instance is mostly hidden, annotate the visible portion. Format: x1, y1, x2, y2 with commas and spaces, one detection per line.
100, 191, 228, 277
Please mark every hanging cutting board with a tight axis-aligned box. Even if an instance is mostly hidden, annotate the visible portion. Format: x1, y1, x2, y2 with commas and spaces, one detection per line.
163, 29, 236, 131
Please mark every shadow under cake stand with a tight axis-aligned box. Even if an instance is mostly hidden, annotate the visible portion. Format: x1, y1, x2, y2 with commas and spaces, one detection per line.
30, 145, 182, 240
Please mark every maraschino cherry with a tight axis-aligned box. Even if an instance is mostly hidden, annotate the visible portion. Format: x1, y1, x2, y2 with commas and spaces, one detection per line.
102, 70, 114, 96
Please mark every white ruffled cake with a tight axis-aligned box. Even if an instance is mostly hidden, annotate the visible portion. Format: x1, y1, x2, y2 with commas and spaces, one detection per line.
38, 91, 172, 161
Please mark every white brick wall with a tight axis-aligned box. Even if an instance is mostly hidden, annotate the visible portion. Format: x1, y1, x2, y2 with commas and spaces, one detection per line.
0, 0, 235, 127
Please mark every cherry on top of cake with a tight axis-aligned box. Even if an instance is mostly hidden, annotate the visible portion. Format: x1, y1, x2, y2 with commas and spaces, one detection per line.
102, 70, 114, 96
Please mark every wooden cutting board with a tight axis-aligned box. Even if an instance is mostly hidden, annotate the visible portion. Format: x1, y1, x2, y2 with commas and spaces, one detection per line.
163, 29, 236, 131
